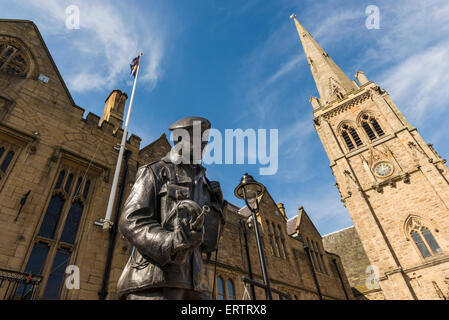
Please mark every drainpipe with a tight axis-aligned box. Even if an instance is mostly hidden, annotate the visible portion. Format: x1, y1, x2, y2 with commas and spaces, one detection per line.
304, 245, 323, 300
332, 258, 349, 300
240, 220, 256, 300
98, 149, 131, 300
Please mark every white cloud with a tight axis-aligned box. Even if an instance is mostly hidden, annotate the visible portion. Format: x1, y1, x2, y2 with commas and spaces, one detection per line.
312, 9, 362, 40
12, 0, 168, 93
381, 42, 449, 124
267, 54, 302, 84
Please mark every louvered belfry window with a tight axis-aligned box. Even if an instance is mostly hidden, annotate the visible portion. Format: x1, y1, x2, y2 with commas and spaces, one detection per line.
341, 124, 363, 151
361, 114, 385, 141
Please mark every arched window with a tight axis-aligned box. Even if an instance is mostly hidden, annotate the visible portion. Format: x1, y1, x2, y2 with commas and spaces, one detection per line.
266, 220, 277, 256
279, 225, 289, 260
411, 231, 431, 258
314, 240, 328, 274
273, 223, 283, 259
217, 276, 225, 300
227, 280, 235, 300
0, 150, 15, 173
361, 114, 385, 141
0, 38, 30, 77
0, 141, 19, 184
406, 216, 442, 258
38, 194, 66, 239
60, 200, 84, 244
421, 227, 442, 254
20, 166, 94, 299
341, 124, 363, 151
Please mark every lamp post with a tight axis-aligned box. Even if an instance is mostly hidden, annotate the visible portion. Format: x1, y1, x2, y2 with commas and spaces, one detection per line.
234, 173, 272, 300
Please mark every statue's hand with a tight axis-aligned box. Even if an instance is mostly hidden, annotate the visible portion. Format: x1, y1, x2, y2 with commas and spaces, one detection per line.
185, 225, 204, 248
172, 216, 204, 253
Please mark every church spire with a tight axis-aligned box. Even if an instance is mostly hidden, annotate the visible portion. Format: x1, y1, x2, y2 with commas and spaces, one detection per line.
290, 14, 356, 105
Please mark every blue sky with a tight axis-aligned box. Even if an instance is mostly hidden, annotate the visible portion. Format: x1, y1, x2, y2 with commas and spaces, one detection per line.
3, 0, 449, 235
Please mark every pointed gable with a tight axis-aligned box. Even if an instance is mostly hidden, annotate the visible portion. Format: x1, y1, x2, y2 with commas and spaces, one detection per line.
258, 188, 286, 221
0, 20, 76, 108
138, 133, 172, 165
287, 216, 298, 235
294, 206, 322, 240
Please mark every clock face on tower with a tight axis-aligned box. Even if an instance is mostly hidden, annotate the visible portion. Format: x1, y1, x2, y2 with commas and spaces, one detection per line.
373, 161, 394, 178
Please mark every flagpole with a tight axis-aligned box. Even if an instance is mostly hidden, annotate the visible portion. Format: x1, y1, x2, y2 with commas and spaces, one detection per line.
102, 52, 143, 230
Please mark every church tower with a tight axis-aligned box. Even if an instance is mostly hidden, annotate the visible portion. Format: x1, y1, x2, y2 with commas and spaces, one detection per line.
291, 14, 449, 300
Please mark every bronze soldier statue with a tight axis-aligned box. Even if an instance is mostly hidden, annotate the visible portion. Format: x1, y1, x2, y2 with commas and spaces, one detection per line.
117, 117, 225, 300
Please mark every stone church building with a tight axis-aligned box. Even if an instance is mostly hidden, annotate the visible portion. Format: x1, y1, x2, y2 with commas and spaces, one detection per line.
291, 15, 449, 300
0, 19, 352, 300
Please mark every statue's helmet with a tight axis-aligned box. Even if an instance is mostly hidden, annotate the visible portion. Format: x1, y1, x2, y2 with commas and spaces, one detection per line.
168, 116, 211, 132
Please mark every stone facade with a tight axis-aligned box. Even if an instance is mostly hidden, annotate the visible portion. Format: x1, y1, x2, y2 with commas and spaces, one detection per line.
208, 192, 353, 300
0, 19, 143, 300
292, 16, 449, 300
322, 227, 384, 299
0, 19, 352, 300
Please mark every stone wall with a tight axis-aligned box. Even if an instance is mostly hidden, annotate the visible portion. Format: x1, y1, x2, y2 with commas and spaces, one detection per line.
323, 226, 384, 299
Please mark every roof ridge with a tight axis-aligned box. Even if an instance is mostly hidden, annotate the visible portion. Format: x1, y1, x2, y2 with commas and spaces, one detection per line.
0, 19, 34, 23
322, 225, 354, 237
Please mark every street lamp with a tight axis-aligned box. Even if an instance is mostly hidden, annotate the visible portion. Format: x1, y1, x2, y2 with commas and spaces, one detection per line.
234, 173, 272, 300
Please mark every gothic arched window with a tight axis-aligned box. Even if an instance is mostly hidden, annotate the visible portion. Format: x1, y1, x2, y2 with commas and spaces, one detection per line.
227, 280, 235, 300
405, 216, 442, 258
411, 231, 431, 258
0, 37, 30, 77
266, 220, 277, 256
19, 165, 94, 299
217, 276, 225, 300
361, 114, 385, 141
216, 276, 237, 300
341, 124, 363, 151
0, 140, 20, 185
273, 222, 284, 259
279, 225, 289, 261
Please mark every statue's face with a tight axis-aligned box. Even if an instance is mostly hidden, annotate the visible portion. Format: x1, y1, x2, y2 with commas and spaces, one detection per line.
173, 127, 209, 164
